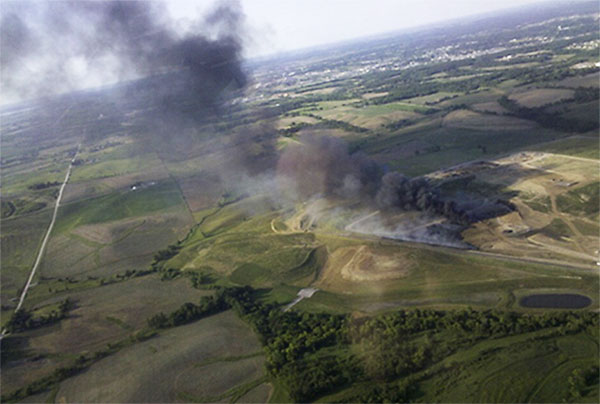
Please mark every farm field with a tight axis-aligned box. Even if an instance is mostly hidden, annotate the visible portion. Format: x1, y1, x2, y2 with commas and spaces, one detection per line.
1, 276, 209, 394
54, 310, 268, 403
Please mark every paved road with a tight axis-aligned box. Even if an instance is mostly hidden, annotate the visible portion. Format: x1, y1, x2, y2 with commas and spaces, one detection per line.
282, 288, 319, 312
2, 145, 80, 337
353, 230, 597, 273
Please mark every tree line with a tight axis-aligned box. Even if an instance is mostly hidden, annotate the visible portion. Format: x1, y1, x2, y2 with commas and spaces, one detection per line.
144, 286, 599, 402
498, 95, 598, 133
28, 181, 61, 191
4, 298, 75, 333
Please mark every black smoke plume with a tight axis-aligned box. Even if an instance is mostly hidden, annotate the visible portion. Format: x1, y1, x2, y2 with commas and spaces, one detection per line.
277, 134, 382, 200
0, 0, 246, 117
276, 133, 514, 226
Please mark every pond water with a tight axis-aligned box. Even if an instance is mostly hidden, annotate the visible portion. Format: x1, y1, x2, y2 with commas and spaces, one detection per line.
519, 293, 592, 309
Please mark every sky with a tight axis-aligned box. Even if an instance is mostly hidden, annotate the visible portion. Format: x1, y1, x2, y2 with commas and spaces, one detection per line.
0, 0, 560, 105
167, 0, 555, 58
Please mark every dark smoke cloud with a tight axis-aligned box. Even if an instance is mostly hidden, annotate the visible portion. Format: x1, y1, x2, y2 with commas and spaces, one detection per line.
275, 133, 514, 227
276, 133, 382, 200
0, 0, 246, 111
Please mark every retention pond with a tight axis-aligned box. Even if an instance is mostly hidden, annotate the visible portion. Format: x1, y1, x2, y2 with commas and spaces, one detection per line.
519, 293, 592, 309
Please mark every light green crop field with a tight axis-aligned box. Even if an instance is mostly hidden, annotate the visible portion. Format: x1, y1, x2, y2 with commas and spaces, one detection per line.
306, 102, 426, 129
69, 154, 164, 182
166, 203, 321, 286
54, 179, 188, 233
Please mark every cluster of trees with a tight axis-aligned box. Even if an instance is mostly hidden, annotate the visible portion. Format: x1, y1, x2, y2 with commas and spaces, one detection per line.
145, 287, 252, 329
4, 298, 74, 333
369, 81, 441, 104
1, 200, 16, 218
278, 122, 312, 136
1, 359, 88, 402
184, 271, 213, 288
276, 355, 358, 401
147, 297, 227, 329
27, 181, 61, 190
278, 115, 369, 137
350, 308, 599, 342
567, 366, 599, 401
344, 379, 418, 404
48, 267, 157, 290
237, 288, 599, 402
573, 86, 599, 103
381, 119, 415, 131
151, 244, 181, 270
217, 191, 247, 207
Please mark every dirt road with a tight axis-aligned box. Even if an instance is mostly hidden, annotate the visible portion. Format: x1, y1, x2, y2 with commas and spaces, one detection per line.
2, 144, 80, 336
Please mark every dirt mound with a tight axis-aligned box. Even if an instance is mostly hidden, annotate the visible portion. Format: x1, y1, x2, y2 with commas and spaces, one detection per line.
324, 245, 413, 283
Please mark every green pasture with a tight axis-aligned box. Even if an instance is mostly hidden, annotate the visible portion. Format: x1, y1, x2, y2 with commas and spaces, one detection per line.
1, 161, 70, 195
54, 179, 186, 233
556, 182, 599, 217
355, 101, 433, 115
69, 153, 163, 182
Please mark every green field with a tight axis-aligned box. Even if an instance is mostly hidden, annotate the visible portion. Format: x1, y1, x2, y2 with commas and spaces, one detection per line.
69, 153, 164, 182
54, 179, 188, 233
556, 182, 600, 217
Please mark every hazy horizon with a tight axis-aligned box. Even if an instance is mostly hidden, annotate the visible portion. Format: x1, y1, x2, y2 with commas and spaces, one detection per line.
169, 0, 563, 58
0, 0, 589, 105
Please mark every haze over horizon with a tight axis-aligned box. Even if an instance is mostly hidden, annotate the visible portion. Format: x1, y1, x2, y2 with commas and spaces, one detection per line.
0, 0, 587, 105
168, 0, 564, 58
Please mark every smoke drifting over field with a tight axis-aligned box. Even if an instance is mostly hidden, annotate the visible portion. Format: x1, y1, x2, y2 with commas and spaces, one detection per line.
0, 0, 246, 111
274, 132, 514, 246
276, 134, 381, 200
0, 1, 513, 247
